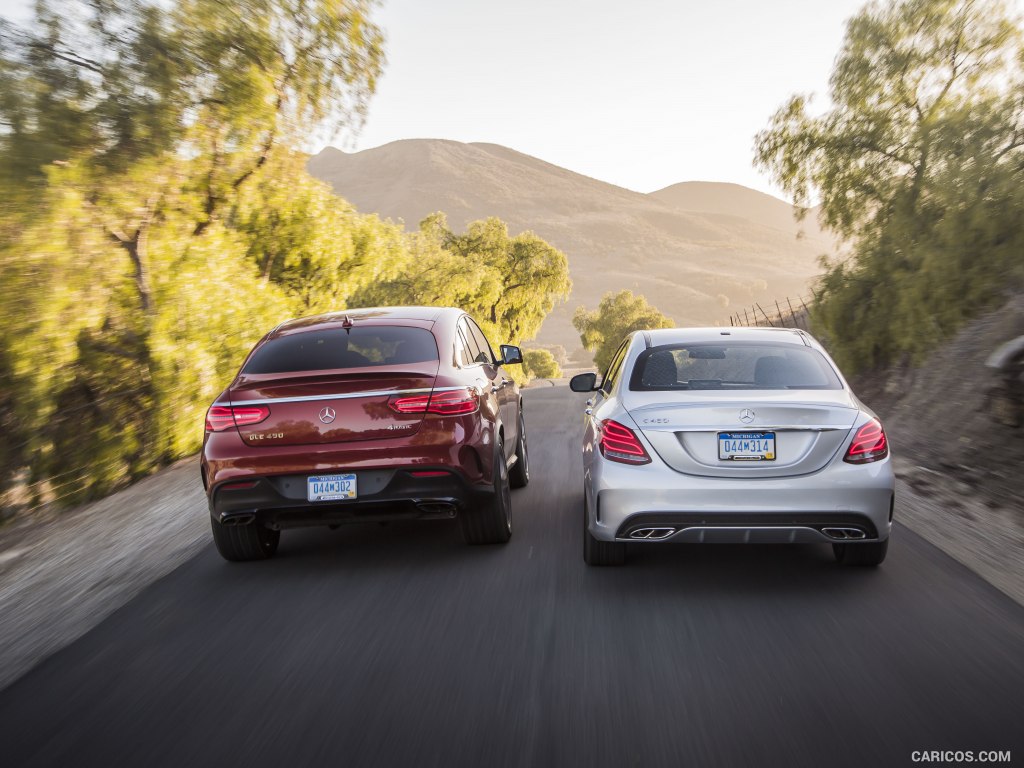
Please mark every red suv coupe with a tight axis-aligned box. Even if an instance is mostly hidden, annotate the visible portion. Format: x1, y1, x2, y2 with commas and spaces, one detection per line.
201, 307, 529, 561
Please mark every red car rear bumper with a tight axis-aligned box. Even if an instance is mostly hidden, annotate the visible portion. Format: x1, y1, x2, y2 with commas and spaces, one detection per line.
201, 413, 496, 528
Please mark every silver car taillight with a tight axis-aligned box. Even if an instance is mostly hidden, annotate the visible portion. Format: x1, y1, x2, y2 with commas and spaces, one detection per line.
844, 419, 888, 464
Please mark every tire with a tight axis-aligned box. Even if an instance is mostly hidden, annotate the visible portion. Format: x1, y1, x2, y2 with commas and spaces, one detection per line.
461, 439, 513, 544
833, 538, 888, 566
583, 490, 625, 566
509, 409, 530, 489
211, 517, 280, 562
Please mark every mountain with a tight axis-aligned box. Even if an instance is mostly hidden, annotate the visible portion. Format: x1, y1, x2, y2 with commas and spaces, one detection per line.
307, 140, 834, 363
650, 181, 827, 241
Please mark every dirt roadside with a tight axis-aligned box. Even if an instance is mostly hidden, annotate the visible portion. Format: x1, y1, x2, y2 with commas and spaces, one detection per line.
0, 457, 208, 691
851, 294, 1024, 607
893, 459, 1024, 605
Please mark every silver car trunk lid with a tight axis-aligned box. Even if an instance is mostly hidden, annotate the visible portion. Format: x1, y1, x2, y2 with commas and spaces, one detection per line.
624, 390, 859, 478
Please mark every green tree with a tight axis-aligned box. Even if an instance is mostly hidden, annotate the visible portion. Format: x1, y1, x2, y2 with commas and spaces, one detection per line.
0, 0, 385, 504
755, 0, 1024, 371
573, 291, 674, 371
0, 162, 295, 504
346, 216, 495, 315
523, 349, 562, 380
440, 217, 573, 345
356, 213, 572, 350
1, 0, 384, 318
232, 149, 409, 313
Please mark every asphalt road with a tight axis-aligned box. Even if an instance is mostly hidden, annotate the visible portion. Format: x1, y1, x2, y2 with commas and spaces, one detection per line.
2, 386, 1023, 767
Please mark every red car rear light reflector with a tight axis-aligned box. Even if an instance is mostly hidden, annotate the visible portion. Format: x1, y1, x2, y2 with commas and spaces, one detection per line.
599, 419, 651, 465
410, 470, 449, 478
388, 389, 479, 416
205, 405, 271, 432
844, 419, 889, 464
221, 480, 259, 491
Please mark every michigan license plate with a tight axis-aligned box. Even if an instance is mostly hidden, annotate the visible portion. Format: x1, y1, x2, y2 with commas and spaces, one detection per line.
718, 432, 776, 461
307, 474, 357, 502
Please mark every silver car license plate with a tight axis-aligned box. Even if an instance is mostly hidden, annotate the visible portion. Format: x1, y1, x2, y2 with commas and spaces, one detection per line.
307, 473, 358, 501
718, 432, 776, 461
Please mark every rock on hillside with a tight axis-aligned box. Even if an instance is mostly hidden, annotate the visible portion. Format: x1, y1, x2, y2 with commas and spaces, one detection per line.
308, 140, 836, 359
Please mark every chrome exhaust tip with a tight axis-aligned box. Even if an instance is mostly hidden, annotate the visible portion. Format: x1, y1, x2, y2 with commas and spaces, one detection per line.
629, 527, 676, 540
222, 512, 256, 527
416, 502, 458, 518
821, 527, 866, 540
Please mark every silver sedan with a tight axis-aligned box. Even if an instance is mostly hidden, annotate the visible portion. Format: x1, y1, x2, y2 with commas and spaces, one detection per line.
570, 327, 895, 567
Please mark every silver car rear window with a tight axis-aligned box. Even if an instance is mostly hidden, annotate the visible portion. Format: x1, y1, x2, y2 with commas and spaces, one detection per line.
629, 342, 843, 391
243, 326, 439, 374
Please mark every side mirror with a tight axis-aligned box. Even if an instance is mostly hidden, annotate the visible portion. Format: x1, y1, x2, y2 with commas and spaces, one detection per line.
569, 372, 598, 392
499, 344, 523, 366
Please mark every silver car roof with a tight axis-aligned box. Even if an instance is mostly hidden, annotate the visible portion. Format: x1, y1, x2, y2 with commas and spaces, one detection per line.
642, 327, 812, 347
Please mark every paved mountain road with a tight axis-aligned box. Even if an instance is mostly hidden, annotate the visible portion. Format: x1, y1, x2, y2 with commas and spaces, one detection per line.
2, 386, 1022, 767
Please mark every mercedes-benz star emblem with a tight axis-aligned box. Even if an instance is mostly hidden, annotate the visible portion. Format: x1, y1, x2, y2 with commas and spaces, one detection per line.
739, 408, 755, 424
319, 406, 337, 424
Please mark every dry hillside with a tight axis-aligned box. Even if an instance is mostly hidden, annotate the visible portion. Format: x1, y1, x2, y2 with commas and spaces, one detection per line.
308, 140, 835, 361
650, 181, 830, 242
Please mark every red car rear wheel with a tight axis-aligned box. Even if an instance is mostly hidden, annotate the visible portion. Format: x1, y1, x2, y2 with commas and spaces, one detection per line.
211, 517, 280, 561
461, 439, 512, 545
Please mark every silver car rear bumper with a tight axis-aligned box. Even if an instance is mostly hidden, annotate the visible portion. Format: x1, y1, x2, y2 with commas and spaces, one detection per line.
585, 454, 895, 544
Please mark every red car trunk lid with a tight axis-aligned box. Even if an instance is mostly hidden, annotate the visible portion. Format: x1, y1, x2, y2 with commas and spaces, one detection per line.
228, 362, 438, 446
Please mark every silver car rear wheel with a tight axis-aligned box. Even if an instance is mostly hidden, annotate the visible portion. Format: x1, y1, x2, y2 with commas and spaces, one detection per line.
833, 538, 888, 566
583, 489, 625, 566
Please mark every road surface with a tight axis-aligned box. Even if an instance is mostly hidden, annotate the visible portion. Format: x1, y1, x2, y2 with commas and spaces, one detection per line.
2, 386, 1022, 767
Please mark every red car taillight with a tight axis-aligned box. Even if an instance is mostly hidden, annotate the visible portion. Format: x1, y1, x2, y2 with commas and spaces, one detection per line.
205, 406, 235, 432
388, 393, 431, 414
426, 389, 480, 415
387, 388, 480, 416
205, 405, 271, 432
598, 419, 651, 465
844, 419, 888, 464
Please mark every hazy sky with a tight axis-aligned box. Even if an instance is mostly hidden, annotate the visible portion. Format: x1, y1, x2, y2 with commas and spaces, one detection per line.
356, 0, 871, 197
3, 0, 1021, 198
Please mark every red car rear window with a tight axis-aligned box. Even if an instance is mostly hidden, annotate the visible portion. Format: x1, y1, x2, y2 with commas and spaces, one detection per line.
243, 327, 439, 374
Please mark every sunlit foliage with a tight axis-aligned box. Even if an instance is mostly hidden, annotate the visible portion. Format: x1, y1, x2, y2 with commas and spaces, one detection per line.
353, 213, 572, 385
232, 150, 410, 313
573, 290, 674, 372
755, 0, 1024, 371
522, 349, 561, 380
